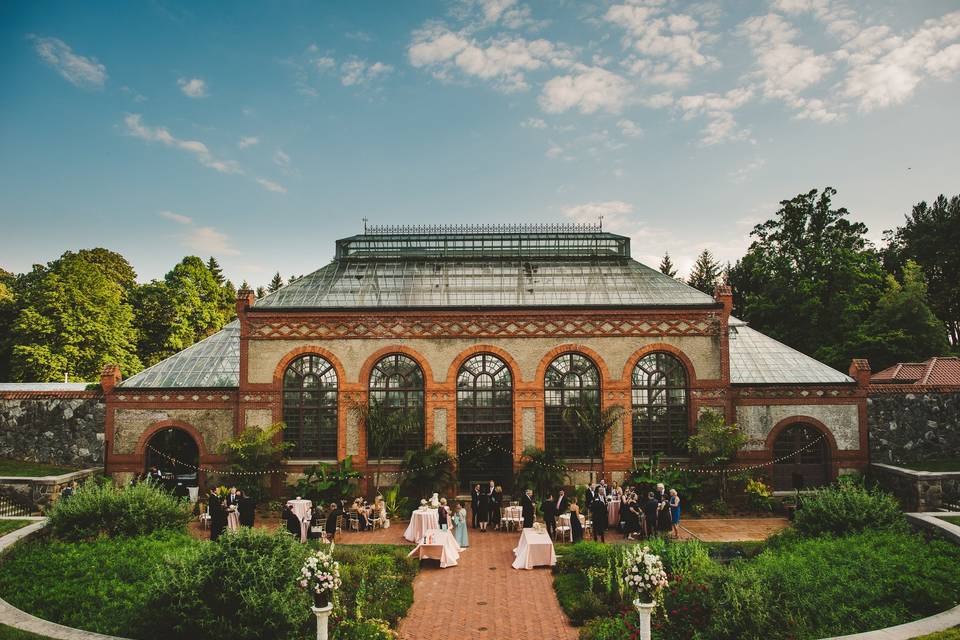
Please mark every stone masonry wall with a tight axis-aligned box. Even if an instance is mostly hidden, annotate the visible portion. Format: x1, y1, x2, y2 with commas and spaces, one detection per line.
868, 391, 960, 464
0, 396, 105, 467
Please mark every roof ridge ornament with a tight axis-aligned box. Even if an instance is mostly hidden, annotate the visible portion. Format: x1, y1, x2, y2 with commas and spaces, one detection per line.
363, 222, 602, 235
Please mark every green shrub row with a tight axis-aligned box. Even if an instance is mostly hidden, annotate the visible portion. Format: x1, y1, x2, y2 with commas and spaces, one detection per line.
792, 482, 907, 538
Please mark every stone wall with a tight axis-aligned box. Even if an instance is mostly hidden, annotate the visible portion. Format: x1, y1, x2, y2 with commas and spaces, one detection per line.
112, 408, 235, 455
868, 391, 960, 464
0, 396, 105, 466
736, 403, 861, 451
871, 463, 960, 511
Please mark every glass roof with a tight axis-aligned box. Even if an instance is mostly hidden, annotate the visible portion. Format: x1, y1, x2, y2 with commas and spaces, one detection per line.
728, 317, 853, 385
118, 320, 240, 389
254, 258, 717, 308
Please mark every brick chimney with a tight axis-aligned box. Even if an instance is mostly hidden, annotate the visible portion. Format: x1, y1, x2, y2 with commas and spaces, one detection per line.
849, 359, 871, 387
236, 288, 256, 319
714, 283, 733, 318
100, 364, 122, 393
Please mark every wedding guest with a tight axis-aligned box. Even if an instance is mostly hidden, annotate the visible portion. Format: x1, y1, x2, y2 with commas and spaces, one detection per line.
452, 503, 469, 548
173, 482, 189, 500
555, 489, 569, 515
59, 482, 75, 502
352, 498, 370, 531
521, 488, 535, 528
227, 486, 239, 508
656, 484, 672, 533
569, 498, 584, 543
541, 492, 558, 539
477, 483, 490, 532
471, 484, 482, 529
585, 483, 596, 506
489, 485, 503, 530
624, 496, 642, 540
208, 489, 226, 541
284, 502, 301, 538
238, 490, 256, 527
590, 495, 608, 542
438, 497, 450, 530
323, 502, 341, 542
669, 488, 681, 539
643, 491, 659, 538
372, 495, 388, 529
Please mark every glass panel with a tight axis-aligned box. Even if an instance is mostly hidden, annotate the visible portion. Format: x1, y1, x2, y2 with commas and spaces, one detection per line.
369, 354, 425, 458
632, 352, 689, 457
282, 354, 338, 458
544, 352, 600, 458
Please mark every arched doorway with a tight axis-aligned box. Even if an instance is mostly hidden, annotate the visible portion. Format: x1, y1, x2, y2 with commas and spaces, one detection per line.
144, 427, 200, 490
772, 423, 830, 491
456, 353, 513, 491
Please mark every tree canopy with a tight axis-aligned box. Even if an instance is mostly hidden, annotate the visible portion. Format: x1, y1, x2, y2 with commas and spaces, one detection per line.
687, 249, 722, 294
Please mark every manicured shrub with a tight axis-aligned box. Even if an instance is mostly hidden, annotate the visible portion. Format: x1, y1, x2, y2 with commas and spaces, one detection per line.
579, 615, 630, 640
333, 545, 416, 626
793, 483, 906, 538
556, 541, 618, 574
136, 528, 313, 640
333, 618, 395, 639
0, 531, 198, 636
47, 480, 191, 540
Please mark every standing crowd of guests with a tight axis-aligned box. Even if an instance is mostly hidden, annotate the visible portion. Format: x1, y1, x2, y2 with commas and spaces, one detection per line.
206, 486, 256, 541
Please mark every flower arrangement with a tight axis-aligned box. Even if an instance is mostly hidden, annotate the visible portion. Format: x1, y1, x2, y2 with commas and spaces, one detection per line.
623, 545, 669, 605
298, 549, 341, 608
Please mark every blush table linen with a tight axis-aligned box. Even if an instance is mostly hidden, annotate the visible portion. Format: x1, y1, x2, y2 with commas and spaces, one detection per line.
226, 509, 240, 532
286, 499, 313, 543
607, 500, 621, 526
406, 528, 461, 568
403, 509, 440, 543
512, 528, 557, 570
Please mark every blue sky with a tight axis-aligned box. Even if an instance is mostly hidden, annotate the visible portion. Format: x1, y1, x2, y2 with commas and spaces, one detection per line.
2, 1, 959, 287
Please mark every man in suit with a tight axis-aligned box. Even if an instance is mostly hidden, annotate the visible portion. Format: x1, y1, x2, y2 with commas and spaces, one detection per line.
238, 490, 256, 527
541, 492, 557, 538
585, 483, 596, 506
471, 484, 482, 528
208, 489, 226, 541
555, 489, 569, 515
521, 488, 535, 528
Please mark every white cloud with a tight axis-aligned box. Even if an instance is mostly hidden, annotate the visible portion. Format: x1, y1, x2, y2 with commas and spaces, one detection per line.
740, 14, 834, 100
158, 210, 192, 225
158, 211, 239, 255
238, 136, 260, 149
255, 177, 287, 194
29, 35, 107, 89
676, 87, 753, 145
617, 118, 643, 138
729, 158, 766, 183
926, 43, 960, 79
521, 117, 547, 128
177, 77, 208, 98
313, 55, 336, 72
539, 65, 631, 114
340, 58, 394, 86
273, 149, 291, 167
123, 114, 242, 174
409, 24, 574, 92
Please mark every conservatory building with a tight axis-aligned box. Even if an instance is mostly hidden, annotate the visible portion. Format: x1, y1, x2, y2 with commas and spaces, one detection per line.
102, 224, 871, 492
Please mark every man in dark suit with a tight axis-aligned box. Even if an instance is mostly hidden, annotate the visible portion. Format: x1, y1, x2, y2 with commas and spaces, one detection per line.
471, 484, 482, 528
585, 483, 596, 506
555, 489, 569, 515
238, 490, 256, 527
208, 489, 225, 541
521, 488, 535, 528
541, 492, 557, 538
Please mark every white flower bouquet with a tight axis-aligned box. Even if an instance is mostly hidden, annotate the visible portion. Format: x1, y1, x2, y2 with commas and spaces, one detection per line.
623, 545, 669, 605
298, 549, 341, 608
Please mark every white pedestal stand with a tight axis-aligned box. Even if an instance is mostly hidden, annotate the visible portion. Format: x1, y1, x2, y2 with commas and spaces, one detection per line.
633, 599, 655, 640
311, 603, 333, 640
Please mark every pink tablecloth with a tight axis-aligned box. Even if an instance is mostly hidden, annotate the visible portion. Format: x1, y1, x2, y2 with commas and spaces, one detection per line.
607, 500, 621, 525
286, 499, 312, 543
406, 528, 461, 568
512, 528, 557, 570
403, 509, 440, 543
227, 509, 240, 532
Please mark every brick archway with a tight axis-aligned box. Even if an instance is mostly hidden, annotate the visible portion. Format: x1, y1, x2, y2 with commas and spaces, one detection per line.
271, 345, 348, 388
135, 419, 209, 458
534, 343, 613, 386
621, 343, 699, 386
765, 416, 839, 490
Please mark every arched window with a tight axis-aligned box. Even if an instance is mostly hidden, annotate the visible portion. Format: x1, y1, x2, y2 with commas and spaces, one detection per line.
544, 352, 600, 458
368, 354, 425, 459
456, 353, 513, 489
772, 423, 830, 491
283, 355, 338, 458
632, 352, 689, 457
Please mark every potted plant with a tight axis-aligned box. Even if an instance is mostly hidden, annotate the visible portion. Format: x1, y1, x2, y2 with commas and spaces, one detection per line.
623, 545, 669, 640
299, 549, 341, 609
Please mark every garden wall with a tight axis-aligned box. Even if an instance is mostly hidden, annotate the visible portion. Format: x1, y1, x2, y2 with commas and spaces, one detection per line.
0, 392, 105, 466
871, 463, 960, 511
867, 388, 960, 465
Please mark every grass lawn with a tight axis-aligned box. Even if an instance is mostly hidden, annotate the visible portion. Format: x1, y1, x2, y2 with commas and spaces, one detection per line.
0, 625, 53, 640
938, 516, 960, 527
898, 460, 960, 472
913, 629, 960, 640
0, 459, 76, 477
0, 520, 36, 537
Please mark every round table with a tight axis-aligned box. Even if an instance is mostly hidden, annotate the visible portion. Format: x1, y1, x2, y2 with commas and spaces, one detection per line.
607, 500, 621, 526
403, 509, 440, 543
286, 499, 313, 543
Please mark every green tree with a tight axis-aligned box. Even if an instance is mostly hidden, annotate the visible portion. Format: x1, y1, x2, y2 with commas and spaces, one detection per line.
72, 248, 138, 295
400, 443, 456, 500
515, 447, 567, 497
206, 257, 224, 285
351, 397, 420, 494
294, 457, 362, 504
858, 261, 949, 370
562, 400, 624, 484
659, 251, 678, 278
687, 249, 721, 294
219, 423, 290, 501
131, 280, 190, 367
883, 194, 960, 346
728, 187, 886, 370
164, 256, 230, 343
268, 272, 284, 293
687, 409, 748, 501
0, 270, 16, 381
10, 252, 141, 381
255, 286, 266, 299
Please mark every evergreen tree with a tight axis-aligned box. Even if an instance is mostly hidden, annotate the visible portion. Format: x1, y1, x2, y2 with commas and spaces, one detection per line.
240, 280, 250, 291
206, 257, 224, 285
687, 249, 721, 294
268, 272, 284, 293
858, 261, 949, 370
728, 187, 885, 370
10, 252, 142, 381
659, 251, 678, 278
0, 270, 15, 381
255, 286, 266, 298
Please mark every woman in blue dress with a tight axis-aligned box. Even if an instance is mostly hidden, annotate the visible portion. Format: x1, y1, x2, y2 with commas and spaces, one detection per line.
451, 502, 469, 548
669, 488, 681, 539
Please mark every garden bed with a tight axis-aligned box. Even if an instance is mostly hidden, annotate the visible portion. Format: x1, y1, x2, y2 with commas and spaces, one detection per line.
0, 460, 76, 477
